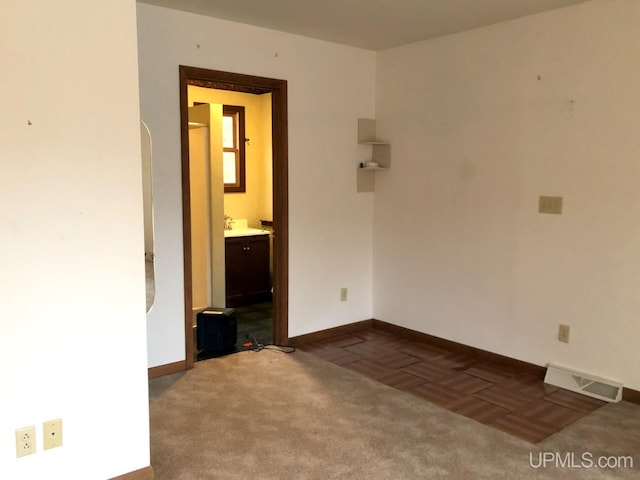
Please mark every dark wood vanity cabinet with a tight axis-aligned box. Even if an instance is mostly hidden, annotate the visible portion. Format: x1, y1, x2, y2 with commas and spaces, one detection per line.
225, 234, 271, 307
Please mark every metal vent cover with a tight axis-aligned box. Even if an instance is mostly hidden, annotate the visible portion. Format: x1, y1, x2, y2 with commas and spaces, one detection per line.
544, 364, 622, 402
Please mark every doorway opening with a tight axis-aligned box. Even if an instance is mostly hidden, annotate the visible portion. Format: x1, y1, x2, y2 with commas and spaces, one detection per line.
179, 66, 289, 369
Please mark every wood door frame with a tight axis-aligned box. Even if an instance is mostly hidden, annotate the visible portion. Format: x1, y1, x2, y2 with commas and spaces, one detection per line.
179, 66, 289, 369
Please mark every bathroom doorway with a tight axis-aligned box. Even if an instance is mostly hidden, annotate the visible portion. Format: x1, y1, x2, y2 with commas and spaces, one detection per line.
179, 66, 288, 368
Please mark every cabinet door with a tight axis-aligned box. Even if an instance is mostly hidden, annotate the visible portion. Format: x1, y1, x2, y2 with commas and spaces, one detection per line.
224, 238, 246, 306
224, 235, 271, 307
243, 236, 271, 298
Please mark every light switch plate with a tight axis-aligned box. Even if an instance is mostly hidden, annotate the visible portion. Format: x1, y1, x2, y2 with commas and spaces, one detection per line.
558, 324, 570, 343
539, 196, 563, 214
340, 287, 348, 302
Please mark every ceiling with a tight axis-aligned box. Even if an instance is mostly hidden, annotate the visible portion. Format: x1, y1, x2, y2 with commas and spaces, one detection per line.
139, 0, 589, 50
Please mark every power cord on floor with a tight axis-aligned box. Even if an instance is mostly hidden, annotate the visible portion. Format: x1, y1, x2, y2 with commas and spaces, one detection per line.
246, 334, 296, 354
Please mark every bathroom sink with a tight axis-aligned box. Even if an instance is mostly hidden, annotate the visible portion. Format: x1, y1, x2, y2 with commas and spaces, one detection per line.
223, 218, 269, 237
224, 228, 270, 238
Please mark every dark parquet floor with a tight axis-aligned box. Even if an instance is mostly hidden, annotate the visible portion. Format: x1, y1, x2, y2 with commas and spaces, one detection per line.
298, 327, 606, 443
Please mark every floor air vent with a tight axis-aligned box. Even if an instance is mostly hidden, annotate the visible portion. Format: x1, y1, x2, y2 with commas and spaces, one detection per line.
544, 364, 622, 402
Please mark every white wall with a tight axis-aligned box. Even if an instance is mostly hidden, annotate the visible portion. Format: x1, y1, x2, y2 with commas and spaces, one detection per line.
137, 4, 377, 367
0, 1, 150, 479
374, 0, 640, 390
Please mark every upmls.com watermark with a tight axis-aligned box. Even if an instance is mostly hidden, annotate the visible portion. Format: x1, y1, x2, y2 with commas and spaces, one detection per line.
529, 452, 634, 470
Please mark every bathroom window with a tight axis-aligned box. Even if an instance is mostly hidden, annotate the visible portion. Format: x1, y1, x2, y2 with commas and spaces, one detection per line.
223, 105, 246, 193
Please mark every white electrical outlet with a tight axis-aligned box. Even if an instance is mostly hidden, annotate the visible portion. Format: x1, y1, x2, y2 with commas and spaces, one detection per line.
340, 287, 348, 302
16, 425, 36, 458
43, 418, 63, 450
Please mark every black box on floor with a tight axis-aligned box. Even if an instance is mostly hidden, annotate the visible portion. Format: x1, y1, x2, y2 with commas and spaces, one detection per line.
196, 308, 237, 353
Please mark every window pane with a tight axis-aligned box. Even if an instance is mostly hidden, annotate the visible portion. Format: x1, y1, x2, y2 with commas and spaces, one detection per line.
222, 116, 234, 148
223, 151, 237, 184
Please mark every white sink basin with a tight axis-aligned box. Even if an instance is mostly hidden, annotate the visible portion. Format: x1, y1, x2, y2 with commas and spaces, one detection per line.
224, 228, 270, 238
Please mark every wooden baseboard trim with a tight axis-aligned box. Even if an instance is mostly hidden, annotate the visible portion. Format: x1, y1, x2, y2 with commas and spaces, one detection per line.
289, 319, 372, 346
109, 466, 154, 480
148, 360, 186, 379
371, 319, 546, 378
623, 387, 640, 405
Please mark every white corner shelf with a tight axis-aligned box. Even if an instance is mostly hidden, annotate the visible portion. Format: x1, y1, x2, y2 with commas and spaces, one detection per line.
357, 118, 390, 193
359, 166, 388, 171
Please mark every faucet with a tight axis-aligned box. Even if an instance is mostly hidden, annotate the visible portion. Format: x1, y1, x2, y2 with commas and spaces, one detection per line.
224, 215, 233, 230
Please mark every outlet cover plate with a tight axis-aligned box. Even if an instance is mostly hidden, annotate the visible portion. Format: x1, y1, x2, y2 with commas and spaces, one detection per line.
16, 425, 36, 458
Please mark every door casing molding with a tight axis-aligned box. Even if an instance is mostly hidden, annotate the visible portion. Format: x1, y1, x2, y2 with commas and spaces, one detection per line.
179, 65, 289, 369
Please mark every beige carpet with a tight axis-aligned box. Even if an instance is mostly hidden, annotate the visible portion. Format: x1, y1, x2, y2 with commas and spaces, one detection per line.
149, 349, 639, 479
